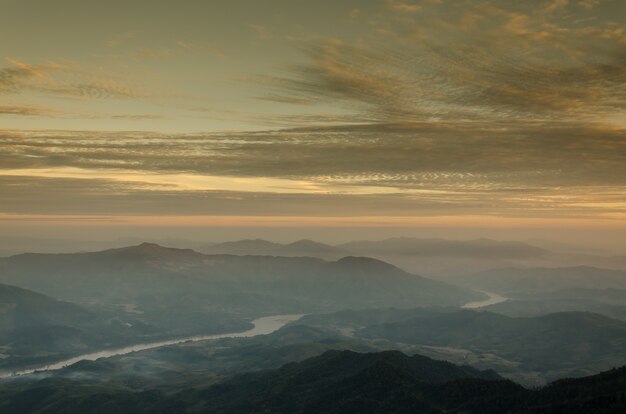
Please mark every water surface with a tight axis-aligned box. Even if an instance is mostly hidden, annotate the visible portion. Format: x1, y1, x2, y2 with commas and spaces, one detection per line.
0, 314, 303, 379
462, 291, 508, 309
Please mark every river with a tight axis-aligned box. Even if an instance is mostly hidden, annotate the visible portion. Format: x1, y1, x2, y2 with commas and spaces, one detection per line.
461, 290, 508, 309
2, 292, 507, 379
0, 314, 303, 379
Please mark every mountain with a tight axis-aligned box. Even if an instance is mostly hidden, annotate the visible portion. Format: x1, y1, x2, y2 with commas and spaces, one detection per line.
0, 243, 481, 372
457, 266, 626, 296
356, 310, 626, 383
200, 238, 347, 259
0, 350, 514, 414
0, 244, 482, 313
515, 365, 626, 414
280, 239, 346, 257
197, 354, 626, 414
339, 237, 549, 258
201, 239, 283, 255
526, 288, 626, 305
195, 350, 509, 414
2, 350, 624, 413
333, 237, 558, 278
0, 282, 161, 371
334, 238, 626, 278
0, 282, 96, 348
44, 323, 380, 389
0, 237, 206, 258
296, 307, 626, 384
96, 242, 206, 262
484, 288, 626, 321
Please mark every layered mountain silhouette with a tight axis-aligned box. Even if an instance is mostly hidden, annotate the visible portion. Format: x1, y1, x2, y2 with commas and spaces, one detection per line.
298, 307, 626, 383
0, 283, 157, 370
0, 243, 482, 311
459, 266, 626, 295
1, 350, 624, 414
339, 237, 549, 258
201, 238, 347, 258
200, 237, 550, 260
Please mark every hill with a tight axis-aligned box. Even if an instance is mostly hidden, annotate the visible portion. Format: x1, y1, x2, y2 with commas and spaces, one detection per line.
484, 288, 626, 321
200, 238, 347, 259
0, 243, 482, 374
1, 350, 624, 413
458, 266, 626, 296
0, 243, 482, 313
0, 283, 159, 371
357, 310, 626, 383
339, 237, 548, 258
297, 308, 626, 384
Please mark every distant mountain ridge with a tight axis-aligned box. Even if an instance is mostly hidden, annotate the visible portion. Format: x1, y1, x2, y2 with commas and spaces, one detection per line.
200, 238, 348, 258
458, 266, 626, 295
339, 237, 549, 258
197, 237, 550, 260
198, 237, 626, 278
0, 243, 482, 312
5, 237, 625, 278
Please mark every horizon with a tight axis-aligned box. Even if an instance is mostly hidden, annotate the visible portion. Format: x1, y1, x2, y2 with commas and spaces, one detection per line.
1, 228, 624, 255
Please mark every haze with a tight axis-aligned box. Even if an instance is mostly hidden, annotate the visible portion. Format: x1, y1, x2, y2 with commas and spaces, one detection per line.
1, 2, 626, 413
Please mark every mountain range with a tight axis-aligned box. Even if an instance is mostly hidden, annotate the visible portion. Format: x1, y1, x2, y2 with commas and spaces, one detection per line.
0, 243, 481, 312
4, 237, 626, 279
0, 349, 624, 413
297, 307, 626, 384
0, 282, 164, 370
0, 243, 482, 372
456, 266, 626, 296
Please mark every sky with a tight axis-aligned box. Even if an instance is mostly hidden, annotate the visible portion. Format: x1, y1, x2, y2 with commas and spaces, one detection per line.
1, 0, 625, 246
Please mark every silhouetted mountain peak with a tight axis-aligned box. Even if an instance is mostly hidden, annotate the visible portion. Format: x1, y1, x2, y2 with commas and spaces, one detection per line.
339, 237, 548, 258
217, 239, 279, 248
286, 239, 332, 248
101, 243, 203, 261
204, 239, 282, 255
334, 256, 405, 273
137, 242, 162, 250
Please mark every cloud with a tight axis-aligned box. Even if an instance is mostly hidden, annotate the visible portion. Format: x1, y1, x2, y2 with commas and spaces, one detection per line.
1, 172, 623, 219
0, 120, 624, 219
262, 0, 626, 125
176, 41, 227, 60
1, 119, 624, 181
110, 114, 168, 120
0, 58, 149, 100
262, 39, 413, 122
1, 0, 624, 220
385, 0, 422, 13
248, 24, 271, 40
105, 31, 137, 48
0, 59, 62, 94
544, 0, 570, 13
0, 104, 60, 117
578, 0, 601, 8
0, 103, 164, 121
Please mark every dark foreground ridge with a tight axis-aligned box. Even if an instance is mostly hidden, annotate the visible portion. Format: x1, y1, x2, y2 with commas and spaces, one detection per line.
1, 350, 624, 414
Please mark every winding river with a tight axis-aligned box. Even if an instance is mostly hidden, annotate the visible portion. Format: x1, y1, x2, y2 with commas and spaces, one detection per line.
461, 290, 508, 309
0, 314, 303, 379
1, 292, 507, 379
